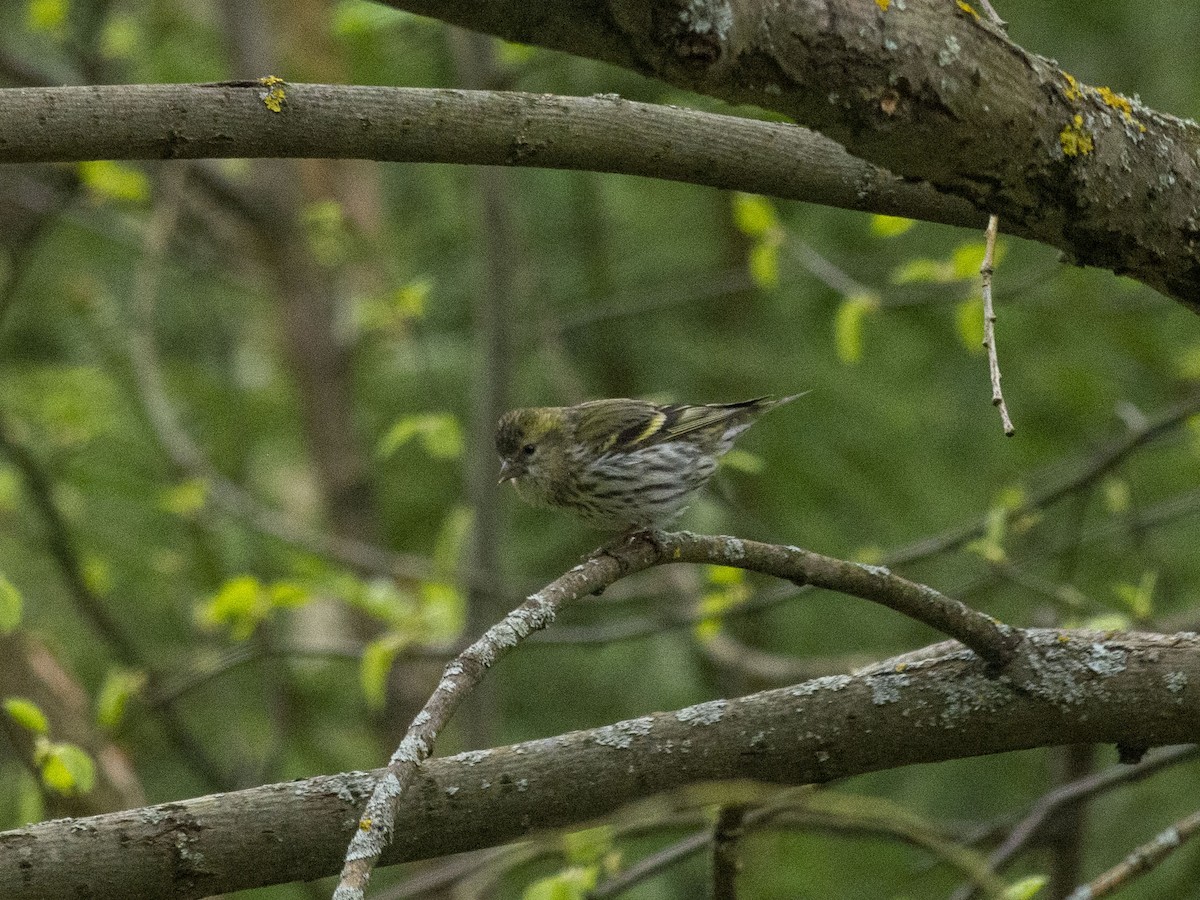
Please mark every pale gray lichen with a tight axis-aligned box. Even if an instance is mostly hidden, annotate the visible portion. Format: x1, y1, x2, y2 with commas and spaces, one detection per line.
444, 785, 459, 796
1085, 643, 1128, 676
679, 0, 733, 39
1165, 671, 1189, 693
938, 35, 961, 66
858, 563, 892, 578
593, 716, 654, 749
389, 736, 428, 765
456, 749, 493, 766
791, 674, 854, 696
676, 699, 728, 725
869, 673, 910, 705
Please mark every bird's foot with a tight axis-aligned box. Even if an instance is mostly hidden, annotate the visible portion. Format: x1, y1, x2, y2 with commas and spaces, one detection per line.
583, 528, 666, 594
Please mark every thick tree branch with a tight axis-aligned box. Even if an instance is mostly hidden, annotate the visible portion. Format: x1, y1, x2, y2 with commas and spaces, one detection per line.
377, 0, 1200, 307
1, 630, 1196, 899
0, 83, 985, 229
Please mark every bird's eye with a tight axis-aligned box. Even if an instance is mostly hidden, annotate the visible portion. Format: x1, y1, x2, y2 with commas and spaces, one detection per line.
522, 443, 536, 456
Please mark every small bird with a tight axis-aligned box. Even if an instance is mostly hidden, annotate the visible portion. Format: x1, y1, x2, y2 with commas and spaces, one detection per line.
496, 394, 802, 531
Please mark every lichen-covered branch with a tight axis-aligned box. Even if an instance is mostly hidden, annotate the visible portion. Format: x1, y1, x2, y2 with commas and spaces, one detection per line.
2, 630, 1196, 899
376, 0, 1200, 307
0, 82, 985, 233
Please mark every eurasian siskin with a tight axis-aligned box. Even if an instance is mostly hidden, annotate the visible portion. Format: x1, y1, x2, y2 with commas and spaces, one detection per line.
495, 395, 801, 530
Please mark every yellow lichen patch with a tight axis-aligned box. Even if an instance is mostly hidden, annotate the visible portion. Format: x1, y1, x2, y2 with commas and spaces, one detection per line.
1061, 71, 1082, 102
258, 75, 287, 113
876, 0, 890, 10
955, 0, 980, 21
1097, 85, 1147, 132
1059, 114, 1094, 157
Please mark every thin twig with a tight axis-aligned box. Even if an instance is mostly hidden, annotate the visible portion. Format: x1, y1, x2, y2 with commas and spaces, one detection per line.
589, 830, 712, 898
949, 745, 1199, 900
712, 805, 749, 900
1066, 807, 1200, 900
980, 214, 1015, 436
888, 390, 1200, 566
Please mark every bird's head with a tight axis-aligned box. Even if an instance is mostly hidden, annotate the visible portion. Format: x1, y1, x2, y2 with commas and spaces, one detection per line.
495, 407, 569, 489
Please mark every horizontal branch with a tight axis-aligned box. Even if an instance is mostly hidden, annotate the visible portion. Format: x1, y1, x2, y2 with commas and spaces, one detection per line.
0, 82, 986, 229
2, 630, 1196, 899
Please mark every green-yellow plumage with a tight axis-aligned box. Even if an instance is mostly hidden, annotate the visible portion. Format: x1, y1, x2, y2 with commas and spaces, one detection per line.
496, 394, 802, 530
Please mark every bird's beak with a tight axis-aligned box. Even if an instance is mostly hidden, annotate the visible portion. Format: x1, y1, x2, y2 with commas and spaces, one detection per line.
497, 459, 514, 485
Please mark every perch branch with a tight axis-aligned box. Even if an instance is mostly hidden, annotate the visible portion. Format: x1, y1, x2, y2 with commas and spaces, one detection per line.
334, 531, 1021, 898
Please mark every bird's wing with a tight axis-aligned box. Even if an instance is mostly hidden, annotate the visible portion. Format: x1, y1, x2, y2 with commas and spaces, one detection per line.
574, 398, 772, 451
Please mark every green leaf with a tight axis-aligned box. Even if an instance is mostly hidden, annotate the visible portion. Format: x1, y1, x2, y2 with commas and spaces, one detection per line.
418, 581, 465, 643
361, 634, 407, 710
433, 505, 474, 576
0, 572, 23, 634
497, 41, 537, 65
1114, 571, 1156, 620
951, 240, 1005, 280
355, 278, 434, 335
1176, 345, 1200, 380
1081, 612, 1131, 631
4, 697, 49, 734
394, 278, 432, 319
95, 668, 146, 731
748, 240, 780, 289
99, 14, 140, 59
869, 214, 916, 237
159, 478, 209, 517
955, 297, 985, 353
834, 293, 880, 364
718, 447, 764, 474
82, 554, 113, 598
564, 825, 614, 866
1003, 875, 1048, 900
198, 575, 269, 640
342, 577, 417, 627
1101, 476, 1131, 514
732, 193, 778, 237
965, 504, 1009, 563
951, 242, 987, 279
377, 413, 464, 460
694, 566, 749, 641
39, 742, 96, 796
78, 161, 150, 204
331, 0, 407, 35
269, 580, 312, 609
26, 0, 67, 35
522, 866, 597, 900
891, 257, 952, 284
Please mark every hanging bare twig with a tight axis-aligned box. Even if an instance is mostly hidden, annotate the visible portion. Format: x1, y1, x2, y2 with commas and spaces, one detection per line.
981, 214, 1015, 436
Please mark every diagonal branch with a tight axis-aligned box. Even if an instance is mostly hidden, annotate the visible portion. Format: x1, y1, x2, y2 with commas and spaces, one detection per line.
334, 530, 1020, 898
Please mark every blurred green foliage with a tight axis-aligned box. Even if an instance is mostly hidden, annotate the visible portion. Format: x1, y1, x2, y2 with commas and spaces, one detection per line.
1, 0, 1200, 898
